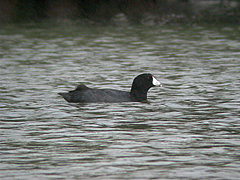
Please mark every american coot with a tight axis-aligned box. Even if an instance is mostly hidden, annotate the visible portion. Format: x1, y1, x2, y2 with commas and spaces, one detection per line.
58, 73, 161, 103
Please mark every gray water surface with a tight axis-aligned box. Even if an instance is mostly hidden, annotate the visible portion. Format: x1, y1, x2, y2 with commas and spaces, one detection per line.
0, 24, 240, 179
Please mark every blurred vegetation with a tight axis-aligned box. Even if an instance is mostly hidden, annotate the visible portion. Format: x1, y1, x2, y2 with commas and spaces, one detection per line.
0, 0, 240, 24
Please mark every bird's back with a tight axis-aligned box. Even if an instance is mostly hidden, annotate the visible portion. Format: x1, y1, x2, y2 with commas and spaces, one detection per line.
59, 86, 131, 103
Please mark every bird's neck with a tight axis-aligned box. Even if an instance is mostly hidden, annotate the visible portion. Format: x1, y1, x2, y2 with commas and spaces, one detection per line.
130, 89, 148, 102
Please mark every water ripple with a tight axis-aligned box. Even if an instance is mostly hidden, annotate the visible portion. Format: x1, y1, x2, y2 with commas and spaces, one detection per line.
0, 24, 240, 179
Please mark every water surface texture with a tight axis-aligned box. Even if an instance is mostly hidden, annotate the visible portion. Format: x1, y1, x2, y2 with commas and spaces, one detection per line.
0, 24, 240, 179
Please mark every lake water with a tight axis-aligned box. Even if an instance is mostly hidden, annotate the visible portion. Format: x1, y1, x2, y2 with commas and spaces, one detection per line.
0, 23, 240, 179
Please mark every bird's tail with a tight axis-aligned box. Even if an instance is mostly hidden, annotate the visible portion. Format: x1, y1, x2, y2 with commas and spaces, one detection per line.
58, 92, 71, 102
